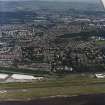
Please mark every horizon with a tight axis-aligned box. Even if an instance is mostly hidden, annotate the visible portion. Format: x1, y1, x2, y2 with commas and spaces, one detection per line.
0, 0, 101, 2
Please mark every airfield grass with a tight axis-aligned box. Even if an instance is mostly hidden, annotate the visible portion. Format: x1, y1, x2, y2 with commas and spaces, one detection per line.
0, 74, 104, 100
96, 40, 105, 45
1, 85, 105, 100
0, 67, 50, 76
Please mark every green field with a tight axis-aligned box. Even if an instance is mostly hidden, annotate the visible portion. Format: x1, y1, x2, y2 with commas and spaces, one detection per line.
0, 67, 50, 76
96, 40, 105, 45
0, 74, 104, 100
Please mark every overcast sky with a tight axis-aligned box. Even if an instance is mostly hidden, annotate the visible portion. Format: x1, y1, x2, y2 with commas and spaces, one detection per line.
0, 0, 100, 1
0, 0, 103, 4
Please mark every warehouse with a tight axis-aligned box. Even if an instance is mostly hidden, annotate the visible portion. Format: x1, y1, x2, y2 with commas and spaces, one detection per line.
5, 74, 44, 82
0, 74, 9, 80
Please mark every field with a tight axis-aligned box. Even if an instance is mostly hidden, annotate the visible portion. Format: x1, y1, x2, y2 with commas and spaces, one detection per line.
0, 74, 104, 100
96, 40, 105, 45
0, 67, 50, 76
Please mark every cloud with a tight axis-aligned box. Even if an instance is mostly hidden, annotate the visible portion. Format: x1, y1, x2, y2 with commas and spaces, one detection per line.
0, 0, 99, 1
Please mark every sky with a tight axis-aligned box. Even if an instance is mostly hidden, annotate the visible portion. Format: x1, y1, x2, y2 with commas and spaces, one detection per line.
0, 0, 103, 4
0, 0, 100, 1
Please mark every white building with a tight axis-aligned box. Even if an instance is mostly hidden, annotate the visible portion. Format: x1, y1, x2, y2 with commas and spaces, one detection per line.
9, 74, 44, 81
95, 74, 105, 79
11, 74, 36, 80
0, 74, 9, 80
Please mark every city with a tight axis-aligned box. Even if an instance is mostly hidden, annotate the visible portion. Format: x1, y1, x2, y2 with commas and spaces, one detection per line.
0, 0, 104, 105
0, 4, 105, 73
